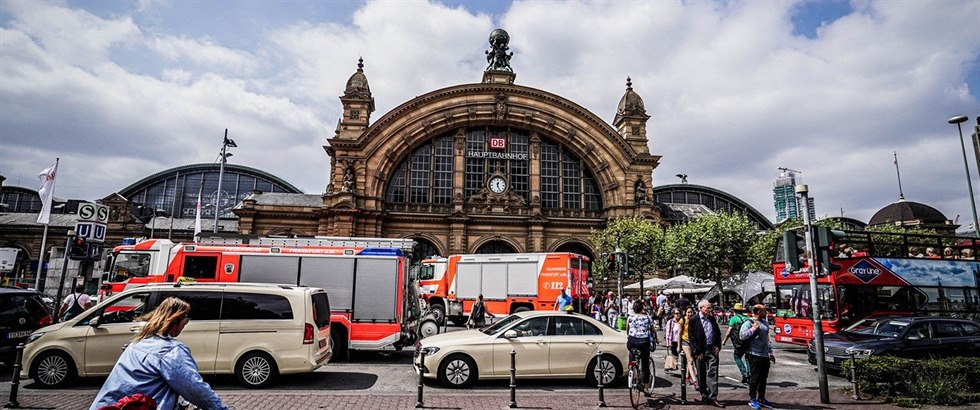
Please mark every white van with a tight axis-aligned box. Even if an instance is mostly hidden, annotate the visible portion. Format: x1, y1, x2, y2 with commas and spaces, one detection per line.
22, 283, 332, 388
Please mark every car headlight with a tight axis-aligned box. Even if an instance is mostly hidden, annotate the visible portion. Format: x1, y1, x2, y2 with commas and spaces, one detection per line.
25, 332, 44, 345
845, 348, 874, 357
418, 346, 440, 355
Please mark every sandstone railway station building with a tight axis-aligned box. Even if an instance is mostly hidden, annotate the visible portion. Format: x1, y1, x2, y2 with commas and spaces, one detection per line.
235, 30, 662, 261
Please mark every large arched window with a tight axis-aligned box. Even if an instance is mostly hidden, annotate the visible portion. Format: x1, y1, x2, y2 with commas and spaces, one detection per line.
385, 128, 602, 212
475, 241, 516, 254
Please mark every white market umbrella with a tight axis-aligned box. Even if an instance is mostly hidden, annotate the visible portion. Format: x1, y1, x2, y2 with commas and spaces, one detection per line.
624, 277, 669, 290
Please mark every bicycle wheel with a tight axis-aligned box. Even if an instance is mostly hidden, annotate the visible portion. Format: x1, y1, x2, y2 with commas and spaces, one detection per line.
628, 364, 643, 409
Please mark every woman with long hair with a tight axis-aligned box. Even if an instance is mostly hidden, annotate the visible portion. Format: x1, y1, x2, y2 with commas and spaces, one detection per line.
91, 297, 227, 410
679, 306, 699, 388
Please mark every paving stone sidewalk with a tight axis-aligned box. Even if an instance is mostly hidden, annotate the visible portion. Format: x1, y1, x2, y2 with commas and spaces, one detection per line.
2, 388, 910, 410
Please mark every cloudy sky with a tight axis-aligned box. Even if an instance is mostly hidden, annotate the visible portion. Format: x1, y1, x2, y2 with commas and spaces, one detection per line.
1, 0, 978, 230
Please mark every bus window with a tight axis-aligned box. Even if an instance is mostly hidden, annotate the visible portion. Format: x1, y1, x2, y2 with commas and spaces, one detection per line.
776, 284, 836, 320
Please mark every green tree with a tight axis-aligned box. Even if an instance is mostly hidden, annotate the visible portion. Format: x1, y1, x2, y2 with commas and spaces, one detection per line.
588, 216, 664, 281
667, 213, 758, 305
746, 229, 779, 272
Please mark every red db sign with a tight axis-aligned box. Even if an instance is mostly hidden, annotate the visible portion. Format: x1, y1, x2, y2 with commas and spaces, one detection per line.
489, 136, 506, 150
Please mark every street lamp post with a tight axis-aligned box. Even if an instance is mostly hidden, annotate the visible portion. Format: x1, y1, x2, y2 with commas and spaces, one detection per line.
148, 209, 169, 239
214, 129, 237, 233
948, 115, 979, 237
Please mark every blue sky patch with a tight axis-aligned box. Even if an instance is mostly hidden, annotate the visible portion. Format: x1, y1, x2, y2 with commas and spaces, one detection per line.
790, 0, 852, 39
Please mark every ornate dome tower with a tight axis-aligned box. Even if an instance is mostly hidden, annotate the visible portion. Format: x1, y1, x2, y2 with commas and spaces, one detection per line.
336, 58, 375, 139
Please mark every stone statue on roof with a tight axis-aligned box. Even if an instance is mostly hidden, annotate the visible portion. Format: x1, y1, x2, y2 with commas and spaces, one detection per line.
485, 28, 513, 72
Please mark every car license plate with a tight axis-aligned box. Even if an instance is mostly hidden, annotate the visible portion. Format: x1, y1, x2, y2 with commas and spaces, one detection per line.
7, 331, 31, 339
825, 356, 837, 363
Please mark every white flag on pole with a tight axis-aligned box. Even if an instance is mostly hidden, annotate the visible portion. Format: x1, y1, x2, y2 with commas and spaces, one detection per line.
194, 183, 203, 238
36, 160, 58, 224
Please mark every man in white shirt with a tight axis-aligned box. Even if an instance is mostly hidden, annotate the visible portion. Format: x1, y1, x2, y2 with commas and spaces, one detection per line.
60, 284, 92, 321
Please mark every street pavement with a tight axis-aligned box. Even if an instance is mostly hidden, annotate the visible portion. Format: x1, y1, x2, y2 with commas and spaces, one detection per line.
0, 324, 971, 409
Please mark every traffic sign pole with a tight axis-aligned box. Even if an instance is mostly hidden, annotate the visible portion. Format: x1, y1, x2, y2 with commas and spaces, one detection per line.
797, 184, 830, 404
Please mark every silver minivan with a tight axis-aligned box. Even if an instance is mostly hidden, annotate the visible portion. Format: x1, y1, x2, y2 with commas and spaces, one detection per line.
22, 283, 332, 388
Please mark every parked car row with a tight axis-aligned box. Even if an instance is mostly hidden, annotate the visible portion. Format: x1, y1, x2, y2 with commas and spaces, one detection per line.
808, 316, 980, 370
18, 283, 332, 388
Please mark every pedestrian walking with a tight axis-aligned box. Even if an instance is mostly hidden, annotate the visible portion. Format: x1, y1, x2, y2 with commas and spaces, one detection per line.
554, 287, 573, 311
90, 297, 228, 410
604, 291, 619, 328
720, 303, 751, 383
467, 294, 494, 328
689, 300, 724, 407
663, 309, 681, 372
740, 304, 776, 409
591, 296, 606, 323
59, 284, 92, 321
679, 306, 698, 388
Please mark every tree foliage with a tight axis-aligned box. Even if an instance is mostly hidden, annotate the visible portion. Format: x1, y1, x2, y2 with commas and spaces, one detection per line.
588, 216, 664, 280
664, 213, 758, 282
746, 229, 779, 273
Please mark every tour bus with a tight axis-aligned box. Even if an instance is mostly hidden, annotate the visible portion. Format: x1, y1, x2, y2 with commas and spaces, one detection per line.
102, 236, 435, 357
417, 252, 590, 326
772, 229, 980, 346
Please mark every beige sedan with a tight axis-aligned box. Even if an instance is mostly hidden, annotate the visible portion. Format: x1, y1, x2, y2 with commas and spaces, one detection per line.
413, 311, 628, 388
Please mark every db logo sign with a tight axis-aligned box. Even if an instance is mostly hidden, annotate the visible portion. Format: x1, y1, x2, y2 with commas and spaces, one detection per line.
783, 324, 792, 335
489, 136, 506, 150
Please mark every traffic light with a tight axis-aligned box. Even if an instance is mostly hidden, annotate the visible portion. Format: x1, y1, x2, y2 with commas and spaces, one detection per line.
813, 226, 846, 276
68, 236, 87, 260
782, 230, 806, 271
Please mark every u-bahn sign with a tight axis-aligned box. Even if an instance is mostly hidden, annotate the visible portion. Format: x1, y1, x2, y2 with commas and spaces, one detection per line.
76, 203, 108, 244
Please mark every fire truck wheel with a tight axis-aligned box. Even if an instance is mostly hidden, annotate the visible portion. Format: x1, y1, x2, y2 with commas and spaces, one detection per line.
419, 320, 440, 339
430, 304, 446, 325
235, 352, 279, 388
330, 328, 349, 361
438, 354, 478, 388
513, 306, 531, 313
449, 317, 467, 327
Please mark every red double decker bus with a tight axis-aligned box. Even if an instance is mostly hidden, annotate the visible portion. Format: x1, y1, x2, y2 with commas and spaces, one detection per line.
772, 229, 980, 346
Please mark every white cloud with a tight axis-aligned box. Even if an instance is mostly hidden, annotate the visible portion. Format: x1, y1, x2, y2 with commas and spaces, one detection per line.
0, 0, 978, 229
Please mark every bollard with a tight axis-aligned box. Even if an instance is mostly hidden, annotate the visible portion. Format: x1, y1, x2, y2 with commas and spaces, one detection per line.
679, 349, 687, 404
849, 352, 860, 401
595, 350, 606, 407
415, 350, 427, 408
4, 343, 24, 409
509, 349, 517, 408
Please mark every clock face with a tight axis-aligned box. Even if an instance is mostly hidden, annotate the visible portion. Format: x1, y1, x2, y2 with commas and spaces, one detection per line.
488, 176, 507, 194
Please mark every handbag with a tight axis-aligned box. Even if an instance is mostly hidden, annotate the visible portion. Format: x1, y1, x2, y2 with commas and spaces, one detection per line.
664, 353, 678, 370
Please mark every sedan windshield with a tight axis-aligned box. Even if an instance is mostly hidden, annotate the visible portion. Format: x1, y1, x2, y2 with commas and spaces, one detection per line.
844, 318, 908, 337
481, 314, 522, 335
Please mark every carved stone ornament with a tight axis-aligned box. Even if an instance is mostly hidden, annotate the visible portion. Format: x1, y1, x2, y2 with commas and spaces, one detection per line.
342, 160, 356, 193
493, 93, 508, 121
635, 180, 649, 204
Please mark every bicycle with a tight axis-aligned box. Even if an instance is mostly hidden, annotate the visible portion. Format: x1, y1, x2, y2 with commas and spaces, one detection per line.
628, 347, 656, 409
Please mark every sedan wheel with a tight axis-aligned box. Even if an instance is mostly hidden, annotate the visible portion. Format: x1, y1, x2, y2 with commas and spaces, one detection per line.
236, 352, 278, 388
31, 351, 75, 388
439, 354, 477, 388
586, 355, 619, 387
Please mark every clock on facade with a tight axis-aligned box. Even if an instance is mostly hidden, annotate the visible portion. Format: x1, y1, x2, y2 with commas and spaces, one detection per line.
488, 175, 508, 194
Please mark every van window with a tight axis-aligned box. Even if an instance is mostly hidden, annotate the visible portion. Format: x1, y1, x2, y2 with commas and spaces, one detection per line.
87, 292, 150, 325
183, 256, 218, 279
221, 292, 293, 320
311, 292, 331, 328
155, 291, 221, 320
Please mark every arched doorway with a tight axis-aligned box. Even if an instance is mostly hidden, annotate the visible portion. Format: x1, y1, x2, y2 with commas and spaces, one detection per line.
411, 238, 441, 263
554, 242, 594, 261
475, 241, 516, 254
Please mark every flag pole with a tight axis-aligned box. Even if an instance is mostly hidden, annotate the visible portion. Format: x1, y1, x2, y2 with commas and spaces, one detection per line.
34, 158, 59, 291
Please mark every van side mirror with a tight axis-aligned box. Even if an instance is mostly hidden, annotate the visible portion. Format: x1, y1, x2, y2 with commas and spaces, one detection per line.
503, 330, 518, 339
89, 316, 101, 327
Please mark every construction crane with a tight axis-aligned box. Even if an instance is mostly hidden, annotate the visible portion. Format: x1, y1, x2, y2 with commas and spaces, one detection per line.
778, 167, 802, 174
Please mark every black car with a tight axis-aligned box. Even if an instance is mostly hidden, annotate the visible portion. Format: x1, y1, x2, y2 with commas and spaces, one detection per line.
0, 287, 53, 363
808, 316, 980, 369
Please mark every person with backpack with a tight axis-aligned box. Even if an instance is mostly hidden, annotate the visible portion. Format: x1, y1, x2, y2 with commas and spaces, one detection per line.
59, 284, 91, 321
739, 304, 776, 410
720, 303, 751, 384
467, 294, 494, 329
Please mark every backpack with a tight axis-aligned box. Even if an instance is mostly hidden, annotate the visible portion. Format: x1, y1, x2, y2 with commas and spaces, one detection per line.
728, 315, 748, 349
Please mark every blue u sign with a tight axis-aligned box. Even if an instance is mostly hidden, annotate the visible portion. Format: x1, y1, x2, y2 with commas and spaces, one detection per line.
93, 224, 107, 242
75, 222, 94, 239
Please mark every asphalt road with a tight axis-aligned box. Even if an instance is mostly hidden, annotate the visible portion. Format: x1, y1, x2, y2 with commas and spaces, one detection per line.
0, 325, 851, 397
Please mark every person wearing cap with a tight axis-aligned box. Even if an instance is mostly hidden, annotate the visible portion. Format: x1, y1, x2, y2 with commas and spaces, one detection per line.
721, 303, 751, 384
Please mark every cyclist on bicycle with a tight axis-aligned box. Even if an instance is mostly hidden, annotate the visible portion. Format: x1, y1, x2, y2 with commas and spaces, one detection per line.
626, 300, 657, 392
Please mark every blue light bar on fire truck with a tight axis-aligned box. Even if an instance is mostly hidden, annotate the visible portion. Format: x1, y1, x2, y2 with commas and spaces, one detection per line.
358, 248, 403, 256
